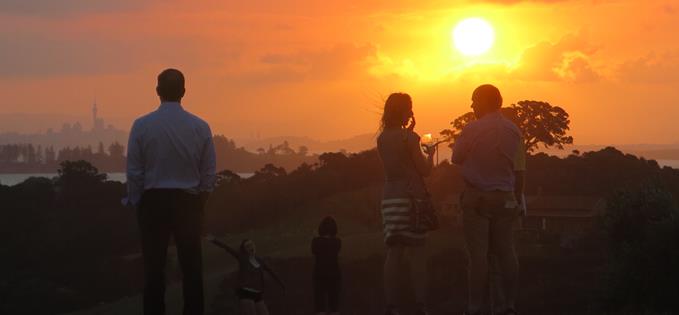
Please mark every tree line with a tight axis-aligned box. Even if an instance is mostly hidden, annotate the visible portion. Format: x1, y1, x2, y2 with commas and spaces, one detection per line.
0, 142, 125, 173
0, 136, 318, 174
2, 100, 677, 314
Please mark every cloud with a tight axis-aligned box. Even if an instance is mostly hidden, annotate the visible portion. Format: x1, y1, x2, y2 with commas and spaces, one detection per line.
0, 33, 200, 78
0, 0, 160, 17
511, 32, 600, 82
618, 52, 679, 84
662, 3, 676, 14
235, 43, 379, 84
455, 63, 513, 83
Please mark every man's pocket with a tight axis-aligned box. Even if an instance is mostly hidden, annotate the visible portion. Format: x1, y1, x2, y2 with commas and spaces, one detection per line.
467, 190, 520, 219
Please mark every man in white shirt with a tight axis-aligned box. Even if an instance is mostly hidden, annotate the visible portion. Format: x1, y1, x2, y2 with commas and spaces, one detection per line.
453, 84, 524, 315
126, 68, 216, 315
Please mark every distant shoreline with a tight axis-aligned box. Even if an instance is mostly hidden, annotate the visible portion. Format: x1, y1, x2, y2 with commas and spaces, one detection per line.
0, 172, 255, 186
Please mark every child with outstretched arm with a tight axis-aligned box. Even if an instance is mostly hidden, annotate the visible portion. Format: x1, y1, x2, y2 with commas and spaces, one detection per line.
206, 235, 285, 315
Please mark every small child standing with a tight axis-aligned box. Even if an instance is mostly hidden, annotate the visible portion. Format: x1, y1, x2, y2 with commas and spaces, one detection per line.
312, 216, 342, 315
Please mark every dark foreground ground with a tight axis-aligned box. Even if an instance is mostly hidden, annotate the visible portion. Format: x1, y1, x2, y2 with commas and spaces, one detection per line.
209, 245, 607, 315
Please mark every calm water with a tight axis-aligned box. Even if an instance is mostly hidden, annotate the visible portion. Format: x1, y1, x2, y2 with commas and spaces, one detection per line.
0, 172, 254, 186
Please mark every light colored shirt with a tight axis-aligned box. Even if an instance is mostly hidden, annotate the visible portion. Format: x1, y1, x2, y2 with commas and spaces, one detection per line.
514, 140, 526, 171
125, 102, 216, 207
452, 111, 522, 192
377, 128, 432, 199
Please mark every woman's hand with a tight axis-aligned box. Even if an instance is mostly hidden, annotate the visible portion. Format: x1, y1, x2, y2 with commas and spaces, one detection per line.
406, 116, 416, 131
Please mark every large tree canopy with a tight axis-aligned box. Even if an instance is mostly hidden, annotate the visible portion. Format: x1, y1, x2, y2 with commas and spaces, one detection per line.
441, 100, 573, 153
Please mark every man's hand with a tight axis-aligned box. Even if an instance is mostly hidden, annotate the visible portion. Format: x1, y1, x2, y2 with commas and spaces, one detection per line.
199, 192, 210, 208
422, 143, 437, 156
517, 193, 527, 216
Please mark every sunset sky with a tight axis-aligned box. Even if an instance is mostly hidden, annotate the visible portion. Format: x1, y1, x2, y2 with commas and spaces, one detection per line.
1, 0, 678, 145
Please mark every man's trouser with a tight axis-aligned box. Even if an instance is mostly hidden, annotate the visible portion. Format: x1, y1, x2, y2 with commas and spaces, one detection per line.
138, 189, 205, 315
461, 187, 520, 313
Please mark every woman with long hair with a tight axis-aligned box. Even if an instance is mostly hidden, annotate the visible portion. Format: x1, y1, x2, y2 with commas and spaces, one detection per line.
206, 235, 285, 315
377, 93, 435, 315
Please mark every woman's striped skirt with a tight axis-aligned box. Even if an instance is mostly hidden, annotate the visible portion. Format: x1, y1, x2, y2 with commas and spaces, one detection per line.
381, 198, 426, 246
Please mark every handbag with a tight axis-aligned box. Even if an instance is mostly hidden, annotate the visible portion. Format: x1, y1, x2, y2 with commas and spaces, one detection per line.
402, 131, 439, 232
411, 194, 439, 232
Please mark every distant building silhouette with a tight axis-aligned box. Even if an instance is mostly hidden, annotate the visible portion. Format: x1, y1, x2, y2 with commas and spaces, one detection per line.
0, 103, 129, 154
92, 101, 106, 132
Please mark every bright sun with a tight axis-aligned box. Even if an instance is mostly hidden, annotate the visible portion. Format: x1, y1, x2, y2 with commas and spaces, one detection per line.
452, 18, 495, 56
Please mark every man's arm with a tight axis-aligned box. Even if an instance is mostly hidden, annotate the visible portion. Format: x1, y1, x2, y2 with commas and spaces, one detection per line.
125, 120, 144, 208
513, 138, 527, 215
198, 124, 217, 201
514, 171, 525, 203
451, 127, 472, 165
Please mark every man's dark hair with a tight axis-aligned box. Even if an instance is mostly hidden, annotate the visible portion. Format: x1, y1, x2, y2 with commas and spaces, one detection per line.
318, 216, 338, 237
473, 84, 503, 110
156, 68, 185, 101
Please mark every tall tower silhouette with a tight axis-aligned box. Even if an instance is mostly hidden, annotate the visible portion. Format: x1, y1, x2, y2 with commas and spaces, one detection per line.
92, 100, 105, 132
92, 101, 98, 129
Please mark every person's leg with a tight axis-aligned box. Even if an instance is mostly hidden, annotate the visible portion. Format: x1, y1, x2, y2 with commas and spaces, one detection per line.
255, 301, 270, 315
138, 190, 172, 315
173, 192, 205, 315
327, 276, 341, 315
490, 215, 519, 312
384, 245, 406, 310
239, 299, 257, 315
406, 245, 428, 307
462, 192, 491, 313
313, 276, 327, 315
488, 243, 505, 313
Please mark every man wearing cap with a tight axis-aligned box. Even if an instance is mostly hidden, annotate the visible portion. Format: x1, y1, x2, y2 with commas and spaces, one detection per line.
452, 84, 525, 315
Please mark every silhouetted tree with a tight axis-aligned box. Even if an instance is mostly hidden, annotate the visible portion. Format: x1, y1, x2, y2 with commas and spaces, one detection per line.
108, 142, 125, 158
97, 142, 106, 156
215, 169, 242, 186
251, 163, 287, 182
56, 160, 108, 186
45, 146, 56, 164
601, 184, 679, 313
36, 145, 44, 164
297, 145, 309, 156
441, 100, 573, 152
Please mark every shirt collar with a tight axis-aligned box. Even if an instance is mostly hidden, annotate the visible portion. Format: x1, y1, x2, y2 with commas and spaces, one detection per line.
479, 111, 502, 121
158, 101, 183, 111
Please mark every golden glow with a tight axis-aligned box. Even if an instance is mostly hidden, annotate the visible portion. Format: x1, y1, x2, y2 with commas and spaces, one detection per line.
452, 18, 495, 56
421, 133, 433, 144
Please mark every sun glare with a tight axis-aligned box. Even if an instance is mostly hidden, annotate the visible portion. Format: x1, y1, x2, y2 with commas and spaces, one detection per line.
452, 18, 495, 56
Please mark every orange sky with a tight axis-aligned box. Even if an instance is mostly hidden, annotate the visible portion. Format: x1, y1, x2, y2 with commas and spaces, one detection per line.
1, 0, 678, 145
